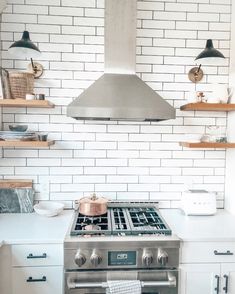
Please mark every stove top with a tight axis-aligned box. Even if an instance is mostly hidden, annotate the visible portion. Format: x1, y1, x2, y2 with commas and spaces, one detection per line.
70, 203, 171, 237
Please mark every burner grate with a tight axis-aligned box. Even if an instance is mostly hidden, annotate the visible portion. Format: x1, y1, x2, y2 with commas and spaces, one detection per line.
70, 210, 112, 236
127, 207, 171, 235
70, 205, 171, 236
110, 208, 132, 235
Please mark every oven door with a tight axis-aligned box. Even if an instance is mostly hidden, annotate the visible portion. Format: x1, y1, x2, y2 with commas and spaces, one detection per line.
65, 269, 178, 294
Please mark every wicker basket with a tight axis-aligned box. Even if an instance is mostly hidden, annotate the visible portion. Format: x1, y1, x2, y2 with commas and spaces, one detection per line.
9, 72, 34, 99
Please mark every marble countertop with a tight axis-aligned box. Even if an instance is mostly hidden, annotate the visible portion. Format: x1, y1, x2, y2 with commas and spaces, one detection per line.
0, 210, 73, 244
161, 209, 235, 242
1, 208, 235, 245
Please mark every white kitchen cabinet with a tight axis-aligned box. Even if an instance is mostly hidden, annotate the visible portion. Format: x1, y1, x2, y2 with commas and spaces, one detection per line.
11, 244, 64, 294
221, 264, 235, 294
180, 264, 220, 294
11, 244, 63, 266
12, 266, 63, 294
0, 245, 12, 294
180, 242, 235, 294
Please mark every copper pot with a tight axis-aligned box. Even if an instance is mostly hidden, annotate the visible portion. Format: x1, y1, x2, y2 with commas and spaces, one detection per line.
79, 193, 108, 216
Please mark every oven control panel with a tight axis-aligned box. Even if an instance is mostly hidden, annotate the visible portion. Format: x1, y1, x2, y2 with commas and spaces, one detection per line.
108, 251, 136, 266
68, 246, 179, 270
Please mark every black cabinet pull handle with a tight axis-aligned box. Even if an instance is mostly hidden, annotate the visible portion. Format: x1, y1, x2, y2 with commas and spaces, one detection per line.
26, 276, 47, 283
27, 253, 47, 259
223, 275, 229, 293
215, 275, 220, 294
214, 250, 233, 256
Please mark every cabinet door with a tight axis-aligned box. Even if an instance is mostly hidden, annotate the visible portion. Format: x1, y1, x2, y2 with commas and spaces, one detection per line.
180, 264, 221, 294
0, 245, 12, 294
221, 263, 235, 294
12, 266, 63, 294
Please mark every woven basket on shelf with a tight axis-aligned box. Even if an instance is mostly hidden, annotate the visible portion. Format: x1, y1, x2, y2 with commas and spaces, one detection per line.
9, 72, 34, 99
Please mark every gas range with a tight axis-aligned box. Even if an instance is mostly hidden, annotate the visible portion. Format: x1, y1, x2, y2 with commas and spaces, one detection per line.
64, 202, 180, 294
70, 202, 172, 237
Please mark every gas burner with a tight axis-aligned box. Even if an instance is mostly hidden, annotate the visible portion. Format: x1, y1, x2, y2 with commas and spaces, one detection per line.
83, 224, 101, 231
70, 203, 171, 236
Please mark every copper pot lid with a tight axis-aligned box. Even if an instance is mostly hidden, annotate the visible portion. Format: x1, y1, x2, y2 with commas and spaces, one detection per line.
79, 193, 108, 204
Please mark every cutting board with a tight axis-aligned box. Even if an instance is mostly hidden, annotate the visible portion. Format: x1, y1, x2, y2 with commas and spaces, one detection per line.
0, 180, 34, 213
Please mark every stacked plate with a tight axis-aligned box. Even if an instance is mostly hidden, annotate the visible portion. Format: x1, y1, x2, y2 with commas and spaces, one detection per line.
0, 131, 37, 141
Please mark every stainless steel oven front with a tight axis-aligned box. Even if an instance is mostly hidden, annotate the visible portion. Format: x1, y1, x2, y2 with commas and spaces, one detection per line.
65, 269, 178, 294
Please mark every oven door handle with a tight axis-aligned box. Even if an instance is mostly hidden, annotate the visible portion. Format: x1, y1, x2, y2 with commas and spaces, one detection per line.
67, 272, 176, 289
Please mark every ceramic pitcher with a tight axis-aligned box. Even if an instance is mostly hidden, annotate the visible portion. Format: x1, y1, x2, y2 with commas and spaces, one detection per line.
209, 83, 233, 104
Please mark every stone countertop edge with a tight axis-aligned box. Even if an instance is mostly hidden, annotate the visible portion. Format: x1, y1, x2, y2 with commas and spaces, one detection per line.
160, 208, 235, 242
0, 210, 74, 245
1, 209, 235, 244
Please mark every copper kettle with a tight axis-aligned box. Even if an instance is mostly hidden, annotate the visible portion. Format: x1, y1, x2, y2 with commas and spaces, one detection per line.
79, 193, 108, 216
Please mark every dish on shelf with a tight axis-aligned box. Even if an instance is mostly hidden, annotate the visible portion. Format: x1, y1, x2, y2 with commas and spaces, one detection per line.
0, 131, 37, 141
9, 124, 28, 132
34, 202, 64, 217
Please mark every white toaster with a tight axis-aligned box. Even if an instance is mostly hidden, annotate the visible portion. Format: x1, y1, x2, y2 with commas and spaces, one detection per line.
181, 190, 217, 216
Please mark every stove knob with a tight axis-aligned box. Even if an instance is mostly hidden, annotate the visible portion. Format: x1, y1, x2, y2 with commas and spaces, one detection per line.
90, 252, 102, 267
75, 251, 86, 267
142, 250, 153, 266
158, 249, 168, 266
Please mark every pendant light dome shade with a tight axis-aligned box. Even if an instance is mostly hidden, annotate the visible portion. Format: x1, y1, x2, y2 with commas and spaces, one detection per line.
8, 31, 41, 58
195, 39, 225, 64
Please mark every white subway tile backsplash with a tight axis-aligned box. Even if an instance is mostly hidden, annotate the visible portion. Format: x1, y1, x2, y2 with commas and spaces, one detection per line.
182, 168, 214, 175
27, 158, 61, 166
129, 134, 161, 142
49, 6, 83, 16
128, 183, 160, 192
50, 167, 83, 175
74, 150, 106, 158
153, 11, 186, 21
137, 2, 164, 11
61, 183, 94, 192
62, 158, 95, 166
2, 13, 37, 23
84, 167, 116, 175
107, 175, 138, 184
117, 167, 149, 175
0, 0, 231, 208
199, 4, 230, 13
95, 184, 127, 192
129, 158, 161, 167
73, 175, 105, 183
118, 142, 149, 150
62, 0, 95, 8
13, 4, 49, 14
107, 150, 139, 158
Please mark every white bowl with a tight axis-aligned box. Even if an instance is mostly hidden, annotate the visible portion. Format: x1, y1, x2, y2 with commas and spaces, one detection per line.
34, 202, 64, 217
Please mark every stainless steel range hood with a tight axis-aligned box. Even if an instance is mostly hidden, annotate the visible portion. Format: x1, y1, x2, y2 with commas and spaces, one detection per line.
67, 0, 175, 121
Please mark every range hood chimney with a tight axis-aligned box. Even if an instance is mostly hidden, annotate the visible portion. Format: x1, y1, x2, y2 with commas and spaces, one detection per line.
67, 0, 175, 121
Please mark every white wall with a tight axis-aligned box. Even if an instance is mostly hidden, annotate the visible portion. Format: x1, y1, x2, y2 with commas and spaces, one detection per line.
225, 0, 235, 214
0, 0, 232, 208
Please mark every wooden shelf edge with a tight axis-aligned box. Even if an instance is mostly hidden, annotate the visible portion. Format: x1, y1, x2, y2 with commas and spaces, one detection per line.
0, 179, 33, 189
0, 98, 54, 108
180, 142, 235, 148
180, 102, 235, 111
0, 140, 55, 148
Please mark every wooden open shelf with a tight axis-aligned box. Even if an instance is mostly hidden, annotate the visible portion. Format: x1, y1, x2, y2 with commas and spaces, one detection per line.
0, 140, 55, 148
180, 142, 235, 148
0, 98, 54, 108
180, 102, 235, 112
0, 179, 33, 189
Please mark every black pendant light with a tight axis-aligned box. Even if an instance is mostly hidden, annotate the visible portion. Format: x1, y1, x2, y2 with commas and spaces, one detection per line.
9, 31, 40, 58
195, 39, 225, 61
8, 31, 43, 78
188, 39, 225, 83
